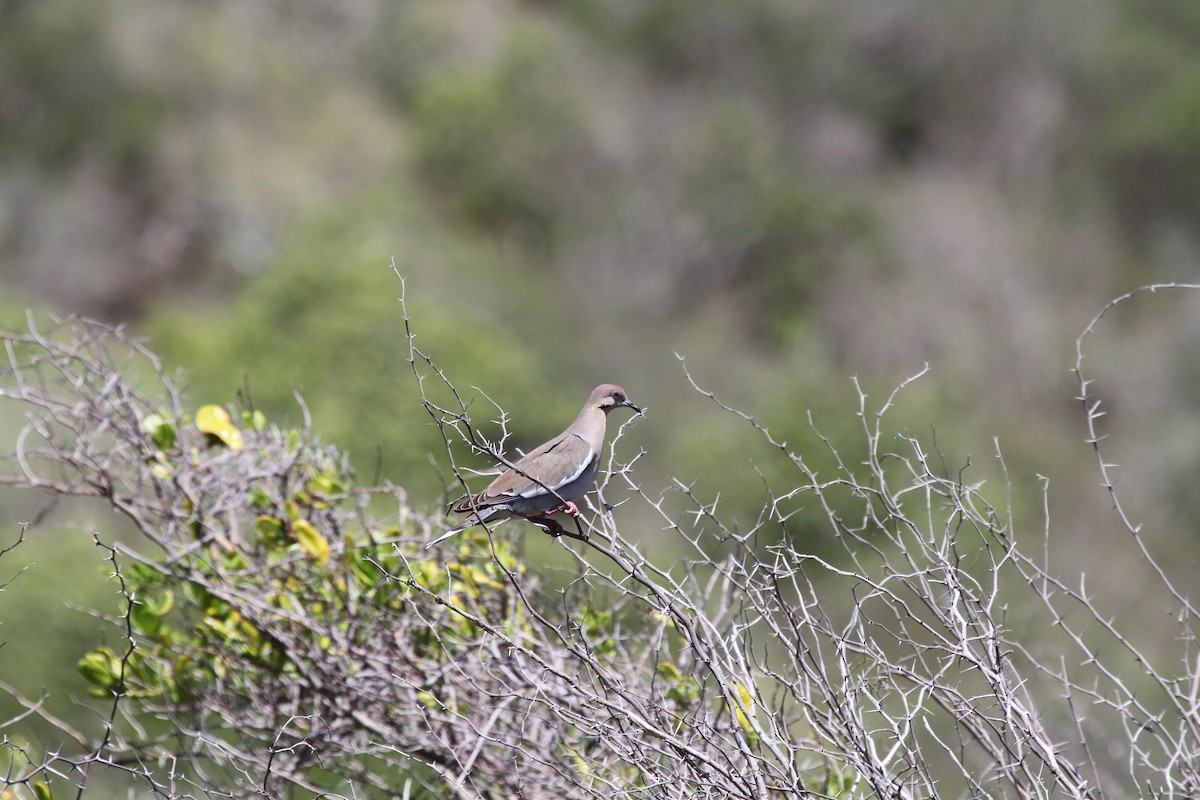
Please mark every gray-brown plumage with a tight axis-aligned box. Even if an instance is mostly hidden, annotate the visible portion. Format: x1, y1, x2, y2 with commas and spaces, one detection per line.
427, 384, 641, 547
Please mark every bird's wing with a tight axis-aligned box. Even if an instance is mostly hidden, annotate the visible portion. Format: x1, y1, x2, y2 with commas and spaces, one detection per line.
454, 432, 595, 511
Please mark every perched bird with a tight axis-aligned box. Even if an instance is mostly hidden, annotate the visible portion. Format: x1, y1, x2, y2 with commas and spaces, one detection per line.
426, 384, 642, 548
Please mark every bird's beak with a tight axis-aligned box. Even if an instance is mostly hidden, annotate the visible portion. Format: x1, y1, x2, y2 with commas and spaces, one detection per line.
623, 398, 644, 415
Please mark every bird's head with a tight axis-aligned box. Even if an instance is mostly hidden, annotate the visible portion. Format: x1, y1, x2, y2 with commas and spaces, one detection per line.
591, 384, 643, 415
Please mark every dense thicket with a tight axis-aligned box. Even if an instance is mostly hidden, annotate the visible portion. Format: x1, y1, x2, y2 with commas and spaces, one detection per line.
2, 307, 1199, 797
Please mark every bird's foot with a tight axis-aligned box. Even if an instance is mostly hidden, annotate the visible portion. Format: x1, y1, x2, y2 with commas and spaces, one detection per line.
545, 500, 581, 517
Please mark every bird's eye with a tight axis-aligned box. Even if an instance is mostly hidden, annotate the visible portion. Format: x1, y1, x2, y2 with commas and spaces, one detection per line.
611, 391, 621, 400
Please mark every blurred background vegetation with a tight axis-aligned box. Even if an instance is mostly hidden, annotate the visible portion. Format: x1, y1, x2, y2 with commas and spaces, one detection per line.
3, 0, 1200, 785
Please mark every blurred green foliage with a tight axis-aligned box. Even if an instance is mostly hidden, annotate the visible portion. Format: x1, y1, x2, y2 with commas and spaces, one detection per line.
0, 502, 117, 741
148, 197, 578, 503
413, 21, 602, 254
576, 0, 816, 90
1086, 1, 1200, 237
675, 101, 874, 342
0, 0, 166, 174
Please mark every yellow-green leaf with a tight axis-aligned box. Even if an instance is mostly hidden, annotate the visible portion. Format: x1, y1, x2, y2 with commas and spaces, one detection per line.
729, 682, 757, 736
657, 661, 684, 682
195, 405, 243, 450
564, 746, 591, 774
34, 780, 52, 800
293, 519, 330, 566
148, 454, 173, 480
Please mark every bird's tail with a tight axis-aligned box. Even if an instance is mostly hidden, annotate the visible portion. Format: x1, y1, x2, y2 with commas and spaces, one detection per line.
425, 508, 496, 549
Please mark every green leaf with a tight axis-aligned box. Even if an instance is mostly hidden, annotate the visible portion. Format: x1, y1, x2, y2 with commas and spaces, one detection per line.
246, 485, 271, 508
77, 647, 120, 689
354, 558, 384, 591
148, 588, 174, 616
125, 561, 158, 584
657, 660, 699, 705
255, 515, 288, 549
34, 780, 52, 800
308, 470, 347, 500
293, 519, 330, 566
132, 589, 174, 635
242, 409, 267, 430
220, 549, 249, 571
132, 603, 162, 635
141, 413, 176, 450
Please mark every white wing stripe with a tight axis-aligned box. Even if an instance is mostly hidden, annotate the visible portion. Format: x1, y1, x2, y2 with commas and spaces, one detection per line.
518, 448, 595, 499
